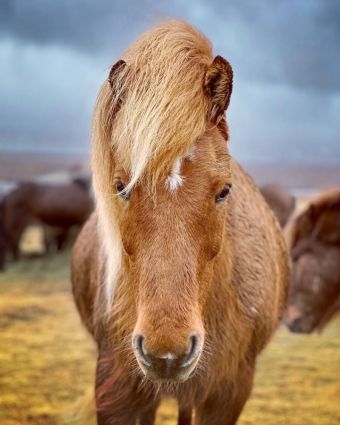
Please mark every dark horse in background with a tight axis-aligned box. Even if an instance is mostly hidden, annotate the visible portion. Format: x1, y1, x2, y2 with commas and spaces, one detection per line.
0, 180, 93, 269
0, 201, 6, 270
0, 181, 19, 271
284, 188, 340, 333
72, 20, 289, 424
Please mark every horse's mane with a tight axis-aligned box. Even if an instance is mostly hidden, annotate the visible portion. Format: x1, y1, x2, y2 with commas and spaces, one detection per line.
91, 20, 214, 308
93, 19, 213, 192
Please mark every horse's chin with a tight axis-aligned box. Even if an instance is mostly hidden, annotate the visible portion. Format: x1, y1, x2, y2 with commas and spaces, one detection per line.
137, 361, 199, 383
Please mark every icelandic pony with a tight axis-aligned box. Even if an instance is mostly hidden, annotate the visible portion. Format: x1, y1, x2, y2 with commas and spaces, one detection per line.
0, 200, 6, 271
284, 188, 340, 333
2, 181, 93, 261
0, 181, 19, 270
71, 20, 289, 424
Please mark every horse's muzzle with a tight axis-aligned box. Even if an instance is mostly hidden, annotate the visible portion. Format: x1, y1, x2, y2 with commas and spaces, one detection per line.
132, 333, 203, 382
288, 317, 302, 333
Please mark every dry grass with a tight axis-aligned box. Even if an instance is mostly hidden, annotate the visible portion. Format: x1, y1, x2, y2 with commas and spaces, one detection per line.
0, 245, 96, 425
239, 322, 340, 425
0, 228, 339, 424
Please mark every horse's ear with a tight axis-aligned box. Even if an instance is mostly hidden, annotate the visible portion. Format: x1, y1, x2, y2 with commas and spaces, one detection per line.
204, 55, 233, 123
108, 59, 126, 91
107, 59, 127, 118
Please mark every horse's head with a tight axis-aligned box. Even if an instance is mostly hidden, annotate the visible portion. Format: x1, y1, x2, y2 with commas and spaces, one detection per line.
116, 127, 231, 381
92, 22, 233, 382
285, 242, 340, 333
284, 192, 340, 333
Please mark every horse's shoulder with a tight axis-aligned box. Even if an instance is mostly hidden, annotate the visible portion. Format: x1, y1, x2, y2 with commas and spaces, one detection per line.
71, 211, 103, 335
226, 159, 289, 341
230, 159, 284, 244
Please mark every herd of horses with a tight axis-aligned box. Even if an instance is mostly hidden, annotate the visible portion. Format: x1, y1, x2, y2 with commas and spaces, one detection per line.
2, 20, 339, 425
0, 178, 93, 270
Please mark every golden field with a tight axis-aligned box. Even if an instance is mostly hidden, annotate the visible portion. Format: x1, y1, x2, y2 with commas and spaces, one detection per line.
0, 227, 339, 425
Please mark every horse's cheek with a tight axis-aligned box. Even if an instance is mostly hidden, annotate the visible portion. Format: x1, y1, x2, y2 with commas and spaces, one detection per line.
205, 210, 228, 260
198, 262, 215, 311
116, 211, 139, 257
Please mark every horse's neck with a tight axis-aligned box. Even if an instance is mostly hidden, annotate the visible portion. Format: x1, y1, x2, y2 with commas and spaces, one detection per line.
317, 289, 340, 333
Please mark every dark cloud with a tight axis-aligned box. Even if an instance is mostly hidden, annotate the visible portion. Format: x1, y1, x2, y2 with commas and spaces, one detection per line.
0, 0, 339, 92
0, 0, 172, 54
0, 0, 339, 162
188, 0, 340, 92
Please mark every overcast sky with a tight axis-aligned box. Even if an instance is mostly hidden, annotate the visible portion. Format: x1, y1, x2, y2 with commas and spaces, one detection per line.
0, 0, 339, 164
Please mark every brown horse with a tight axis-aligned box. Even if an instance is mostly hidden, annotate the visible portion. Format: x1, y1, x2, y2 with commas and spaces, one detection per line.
284, 188, 340, 333
0, 181, 20, 270
2, 180, 93, 261
71, 20, 289, 424
259, 184, 295, 227
0, 201, 6, 271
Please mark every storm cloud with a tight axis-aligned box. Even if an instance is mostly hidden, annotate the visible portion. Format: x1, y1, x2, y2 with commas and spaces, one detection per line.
0, 0, 339, 162
1, 0, 339, 91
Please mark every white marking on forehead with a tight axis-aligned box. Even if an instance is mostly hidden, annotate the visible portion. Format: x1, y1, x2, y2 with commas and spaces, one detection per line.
165, 146, 195, 192
165, 158, 183, 192
250, 307, 259, 315
184, 146, 196, 161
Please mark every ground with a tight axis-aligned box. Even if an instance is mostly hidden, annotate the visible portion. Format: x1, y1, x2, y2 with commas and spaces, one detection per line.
0, 227, 340, 425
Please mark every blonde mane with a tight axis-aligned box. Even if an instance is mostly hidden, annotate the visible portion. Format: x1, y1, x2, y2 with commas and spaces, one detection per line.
91, 20, 214, 307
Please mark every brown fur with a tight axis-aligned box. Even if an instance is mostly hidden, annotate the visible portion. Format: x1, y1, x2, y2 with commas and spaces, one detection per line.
71, 20, 289, 424
1, 181, 93, 261
284, 189, 340, 333
259, 184, 295, 228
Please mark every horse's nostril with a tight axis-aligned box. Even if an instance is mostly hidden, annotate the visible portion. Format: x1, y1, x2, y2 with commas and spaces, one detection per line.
133, 334, 151, 367
133, 333, 203, 380
291, 317, 302, 333
182, 334, 202, 368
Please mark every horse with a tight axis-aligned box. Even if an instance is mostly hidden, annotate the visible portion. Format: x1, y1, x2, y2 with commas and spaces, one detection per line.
0, 181, 20, 270
71, 20, 290, 424
284, 188, 340, 333
259, 184, 295, 228
1, 180, 94, 262
0, 201, 6, 271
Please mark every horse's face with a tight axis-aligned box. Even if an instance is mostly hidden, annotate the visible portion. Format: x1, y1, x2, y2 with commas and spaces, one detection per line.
285, 244, 340, 333
114, 126, 231, 381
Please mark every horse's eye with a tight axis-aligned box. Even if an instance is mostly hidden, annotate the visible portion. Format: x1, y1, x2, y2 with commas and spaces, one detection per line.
216, 184, 231, 204
115, 179, 130, 201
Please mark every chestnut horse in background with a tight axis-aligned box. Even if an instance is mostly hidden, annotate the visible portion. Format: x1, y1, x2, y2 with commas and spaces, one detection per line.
71, 20, 289, 425
284, 188, 340, 333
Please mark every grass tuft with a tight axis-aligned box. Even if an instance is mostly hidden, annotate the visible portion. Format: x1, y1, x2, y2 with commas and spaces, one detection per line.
0, 227, 339, 424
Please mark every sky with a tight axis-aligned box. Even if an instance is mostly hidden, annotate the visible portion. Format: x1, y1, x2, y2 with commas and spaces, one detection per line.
0, 0, 339, 164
